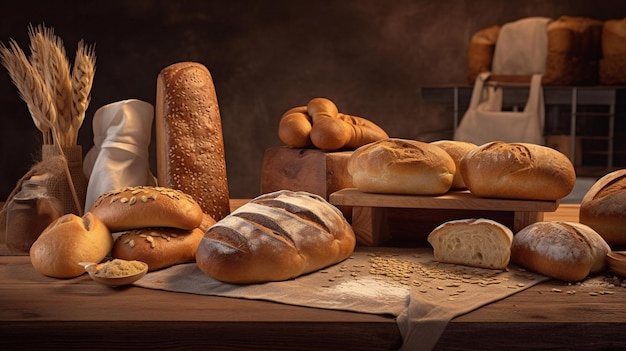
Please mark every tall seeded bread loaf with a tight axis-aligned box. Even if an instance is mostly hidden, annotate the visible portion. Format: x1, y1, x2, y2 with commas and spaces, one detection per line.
195, 190, 356, 284
460, 142, 575, 200
348, 138, 456, 195
579, 169, 626, 246
511, 222, 610, 282
156, 62, 230, 221
427, 218, 513, 270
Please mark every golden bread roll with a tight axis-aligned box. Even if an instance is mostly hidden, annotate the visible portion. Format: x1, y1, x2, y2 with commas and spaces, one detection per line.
156, 61, 230, 221
112, 227, 207, 271
511, 222, 610, 282
460, 141, 575, 200
29, 213, 113, 278
347, 138, 455, 195
90, 186, 204, 232
428, 218, 513, 270
195, 190, 355, 284
579, 169, 626, 246
430, 140, 478, 189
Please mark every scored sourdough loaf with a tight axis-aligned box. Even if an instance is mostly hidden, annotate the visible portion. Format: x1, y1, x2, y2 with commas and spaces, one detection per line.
427, 218, 513, 270
347, 138, 456, 195
156, 61, 230, 221
511, 221, 610, 282
195, 190, 356, 284
430, 140, 478, 189
30, 213, 113, 278
460, 141, 576, 200
112, 227, 207, 271
579, 169, 626, 246
89, 186, 204, 232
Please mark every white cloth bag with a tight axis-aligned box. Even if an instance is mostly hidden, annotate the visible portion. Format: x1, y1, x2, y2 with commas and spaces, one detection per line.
453, 72, 545, 146
83, 99, 157, 211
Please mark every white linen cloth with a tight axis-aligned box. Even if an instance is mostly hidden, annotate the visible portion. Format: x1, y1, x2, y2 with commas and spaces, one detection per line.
492, 17, 552, 75
83, 99, 157, 211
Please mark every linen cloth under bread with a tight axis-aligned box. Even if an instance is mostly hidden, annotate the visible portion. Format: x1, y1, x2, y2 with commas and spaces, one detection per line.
135, 247, 548, 351
83, 99, 157, 211
492, 17, 552, 75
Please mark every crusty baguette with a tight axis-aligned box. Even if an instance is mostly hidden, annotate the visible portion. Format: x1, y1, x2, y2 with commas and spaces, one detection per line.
511, 221, 610, 282
112, 227, 207, 271
427, 218, 513, 270
459, 141, 575, 200
579, 169, 626, 246
89, 186, 204, 232
156, 62, 230, 221
347, 138, 456, 195
30, 213, 113, 278
195, 190, 356, 284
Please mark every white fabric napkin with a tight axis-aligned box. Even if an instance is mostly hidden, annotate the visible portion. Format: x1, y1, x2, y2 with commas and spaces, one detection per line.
83, 99, 157, 211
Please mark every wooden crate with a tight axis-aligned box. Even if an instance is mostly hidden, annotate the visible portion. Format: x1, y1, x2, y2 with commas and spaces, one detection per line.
330, 188, 559, 246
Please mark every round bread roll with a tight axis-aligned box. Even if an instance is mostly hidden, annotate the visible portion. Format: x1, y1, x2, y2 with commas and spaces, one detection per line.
29, 213, 113, 278
579, 169, 626, 246
112, 227, 207, 271
347, 138, 456, 195
430, 140, 478, 189
460, 141, 576, 200
90, 186, 204, 232
511, 221, 610, 282
195, 190, 356, 284
427, 218, 513, 270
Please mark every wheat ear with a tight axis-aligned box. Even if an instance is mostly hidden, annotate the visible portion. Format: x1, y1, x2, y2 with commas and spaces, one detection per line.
0, 39, 57, 144
70, 40, 96, 145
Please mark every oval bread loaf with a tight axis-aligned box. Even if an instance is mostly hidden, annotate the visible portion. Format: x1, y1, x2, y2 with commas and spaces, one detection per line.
511, 221, 610, 282
112, 227, 207, 271
579, 169, 626, 246
30, 213, 113, 278
89, 186, 204, 232
460, 141, 576, 200
195, 190, 356, 284
430, 140, 478, 189
427, 218, 513, 269
348, 138, 456, 195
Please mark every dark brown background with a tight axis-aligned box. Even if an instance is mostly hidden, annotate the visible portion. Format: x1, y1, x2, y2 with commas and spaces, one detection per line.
1, 0, 624, 200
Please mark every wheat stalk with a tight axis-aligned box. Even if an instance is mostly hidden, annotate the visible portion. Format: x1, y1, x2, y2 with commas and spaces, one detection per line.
70, 40, 95, 145
0, 39, 57, 145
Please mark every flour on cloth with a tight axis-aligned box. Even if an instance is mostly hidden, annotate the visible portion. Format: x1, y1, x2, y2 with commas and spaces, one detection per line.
134, 247, 548, 351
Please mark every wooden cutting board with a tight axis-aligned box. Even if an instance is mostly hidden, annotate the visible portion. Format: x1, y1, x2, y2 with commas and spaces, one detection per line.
329, 188, 559, 246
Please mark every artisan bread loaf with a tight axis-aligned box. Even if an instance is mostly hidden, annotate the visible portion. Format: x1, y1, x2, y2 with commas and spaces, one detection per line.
579, 169, 626, 246
460, 141, 576, 200
29, 213, 113, 278
89, 186, 204, 232
112, 227, 207, 271
430, 140, 477, 189
467, 25, 500, 84
156, 61, 230, 221
600, 18, 626, 84
511, 222, 610, 282
427, 218, 513, 269
195, 190, 356, 284
348, 138, 455, 195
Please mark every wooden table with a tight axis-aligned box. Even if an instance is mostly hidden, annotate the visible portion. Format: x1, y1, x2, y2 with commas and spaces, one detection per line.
1, 202, 625, 350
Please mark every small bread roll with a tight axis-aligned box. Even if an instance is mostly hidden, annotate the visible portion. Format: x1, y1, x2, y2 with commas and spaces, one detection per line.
430, 140, 478, 189
511, 222, 610, 282
90, 186, 204, 232
579, 169, 626, 246
347, 138, 456, 195
112, 227, 207, 271
30, 213, 113, 278
460, 141, 576, 200
427, 218, 513, 270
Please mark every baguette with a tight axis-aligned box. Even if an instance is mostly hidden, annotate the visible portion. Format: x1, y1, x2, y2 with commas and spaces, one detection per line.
195, 190, 356, 284
156, 62, 230, 221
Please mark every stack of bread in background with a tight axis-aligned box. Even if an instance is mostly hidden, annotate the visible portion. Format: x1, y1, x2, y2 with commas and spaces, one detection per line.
468, 15, 626, 85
